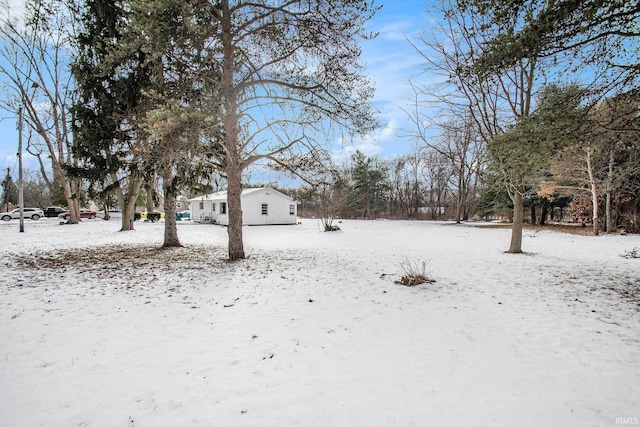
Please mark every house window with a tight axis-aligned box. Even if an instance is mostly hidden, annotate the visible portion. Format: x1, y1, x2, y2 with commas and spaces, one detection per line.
261, 203, 268, 215
199, 201, 204, 210
289, 204, 295, 215
212, 203, 216, 212
220, 202, 227, 214
176, 202, 182, 209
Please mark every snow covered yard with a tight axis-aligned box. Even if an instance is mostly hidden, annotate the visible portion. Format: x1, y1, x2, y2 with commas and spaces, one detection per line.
1, 218, 639, 426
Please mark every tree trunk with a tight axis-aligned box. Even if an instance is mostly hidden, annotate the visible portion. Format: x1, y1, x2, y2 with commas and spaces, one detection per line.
162, 169, 181, 248
456, 163, 464, 223
540, 203, 547, 226
146, 184, 155, 212
507, 180, 524, 253
586, 148, 600, 236
61, 176, 80, 224
226, 165, 245, 260
605, 146, 615, 233
122, 196, 137, 231
221, 0, 245, 260
116, 172, 143, 231
530, 205, 537, 225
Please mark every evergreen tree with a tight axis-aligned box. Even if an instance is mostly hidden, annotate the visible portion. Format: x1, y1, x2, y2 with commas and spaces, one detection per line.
128, 0, 217, 247
72, 0, 153, 231
348, 151, 390, 219
1, 169, 18, 210
487, 84, 589, 231
466, 0, 639, 89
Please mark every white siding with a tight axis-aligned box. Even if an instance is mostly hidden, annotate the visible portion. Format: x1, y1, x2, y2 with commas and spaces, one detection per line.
243, 189, 297, 225
189, 187, 297, 225
191, 200, 216, 223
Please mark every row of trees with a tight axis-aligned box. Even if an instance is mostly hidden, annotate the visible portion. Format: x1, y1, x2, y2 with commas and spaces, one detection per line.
1, 0, 379, 259
1, 0, 637, 257
402, 0, 639, 252
297, 96, 639, 236
0, 166, 165, 215
1, 168, 59, 210
279, 0, 639, 252
296, 136, 484, 227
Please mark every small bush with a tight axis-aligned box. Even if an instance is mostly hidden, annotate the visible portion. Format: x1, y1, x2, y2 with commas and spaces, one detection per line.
320, 217, 340, 232
394, 257, 436, 286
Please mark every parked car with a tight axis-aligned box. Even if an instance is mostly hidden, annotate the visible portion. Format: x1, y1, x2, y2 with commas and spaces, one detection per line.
1, 208, 44, 221
134, 211, 165, 222
44, 206, 65, 218
58, 208, 98, 220
177, 210, 190, 220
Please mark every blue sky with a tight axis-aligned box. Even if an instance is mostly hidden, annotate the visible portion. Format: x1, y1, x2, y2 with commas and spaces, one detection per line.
0, 1, 431, 179
342, 0, 431, 159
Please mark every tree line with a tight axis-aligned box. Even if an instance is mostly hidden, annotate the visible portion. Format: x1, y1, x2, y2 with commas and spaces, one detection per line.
0, 0, 637, 257
1, 0, 379, 260
403, 0, 639, 252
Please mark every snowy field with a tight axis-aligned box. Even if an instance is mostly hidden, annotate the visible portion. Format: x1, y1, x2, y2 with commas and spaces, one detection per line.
1, 217, 639, 426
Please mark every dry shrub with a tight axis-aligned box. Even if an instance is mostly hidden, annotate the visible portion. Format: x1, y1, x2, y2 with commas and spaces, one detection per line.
394, 257, 436, 286
320, 217, 340, 232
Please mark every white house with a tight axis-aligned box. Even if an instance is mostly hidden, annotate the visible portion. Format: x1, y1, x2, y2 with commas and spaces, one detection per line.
189, 187, 298, 225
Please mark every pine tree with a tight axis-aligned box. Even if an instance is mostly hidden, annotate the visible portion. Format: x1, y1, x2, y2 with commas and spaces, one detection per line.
72, 0, 153, 231
348, 151, 390, 219
1, 169, 18, 210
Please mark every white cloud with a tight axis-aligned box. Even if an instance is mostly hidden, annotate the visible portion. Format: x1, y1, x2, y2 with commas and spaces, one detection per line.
330, 118, 406, 163
367, 118, 400, 144
331, 142, 382, 164
358, 3, 432, 161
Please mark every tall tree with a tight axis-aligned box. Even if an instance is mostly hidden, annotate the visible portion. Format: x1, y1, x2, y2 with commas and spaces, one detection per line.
465, 0, 639, 237
413, 0, 550, 252
385, 149, 427, 219
1, 168, 18, 209
490, 84, 588, 228
592, 91, 640, 233
128, 0, 218, 247
549, 90, 640, 234
348, 151, 389, 219
0, 0, 83, 223
72, 0, 160, 231
404, 108, 484, 223
422, 149, 452, 220
207, 0, 379, 260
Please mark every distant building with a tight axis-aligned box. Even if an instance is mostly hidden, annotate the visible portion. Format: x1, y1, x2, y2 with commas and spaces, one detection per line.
189, 187, 297, 225
176, 195, 190, 211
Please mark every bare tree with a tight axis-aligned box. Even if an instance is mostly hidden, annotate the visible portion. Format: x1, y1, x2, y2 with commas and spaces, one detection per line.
0, 0, 82, 223
421, 149, 451, 220
386, 148, 431, 219
403, 95, 485, 223
409, 0, 554, 252
593, 92, 640, 233
205, 1, 379, 260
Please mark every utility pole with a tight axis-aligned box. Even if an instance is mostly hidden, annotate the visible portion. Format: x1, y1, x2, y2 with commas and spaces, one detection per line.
18, 105, 24, 233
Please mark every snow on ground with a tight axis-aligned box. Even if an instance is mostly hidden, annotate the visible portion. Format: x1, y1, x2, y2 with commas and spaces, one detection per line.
0, 218, 639, 426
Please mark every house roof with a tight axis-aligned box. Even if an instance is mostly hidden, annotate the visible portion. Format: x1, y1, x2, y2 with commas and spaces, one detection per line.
189, 187, 291, 202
